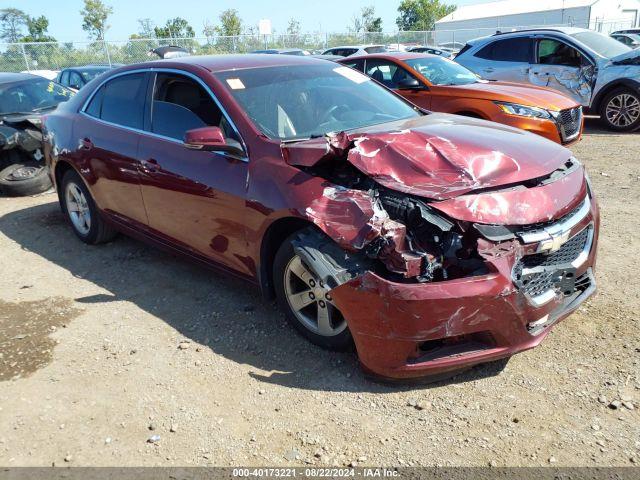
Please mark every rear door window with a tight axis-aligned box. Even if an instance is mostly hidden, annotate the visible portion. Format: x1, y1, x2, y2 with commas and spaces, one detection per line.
99, 73, 148, 129
342, 58, 365, 71
365, 59, 415, 89
475, 37, 532, 62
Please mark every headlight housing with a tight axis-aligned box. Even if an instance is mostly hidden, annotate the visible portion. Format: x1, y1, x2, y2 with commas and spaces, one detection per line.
495, 102, 552, 120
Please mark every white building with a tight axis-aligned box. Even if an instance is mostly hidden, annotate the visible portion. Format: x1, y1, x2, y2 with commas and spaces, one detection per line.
435, 0, 640, 45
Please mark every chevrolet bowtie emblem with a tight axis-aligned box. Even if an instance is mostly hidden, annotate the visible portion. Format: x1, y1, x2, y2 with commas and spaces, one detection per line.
539, 230, 571, 253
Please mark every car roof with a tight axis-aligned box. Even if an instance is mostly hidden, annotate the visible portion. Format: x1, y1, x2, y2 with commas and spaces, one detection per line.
345, 52, 438, 61
469, 26, 590, 44
117, 54, 338, 73
325, 45, 383, 50
0, 72, 40, 83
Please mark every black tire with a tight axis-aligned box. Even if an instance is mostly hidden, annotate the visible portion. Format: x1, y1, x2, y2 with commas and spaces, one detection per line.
599, 87, 640, 132
273, 227, 364, 351
60, 169, 117, 244
0, 161, 52, 196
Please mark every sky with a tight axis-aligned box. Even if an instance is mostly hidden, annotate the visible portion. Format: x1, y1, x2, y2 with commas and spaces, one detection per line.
13, 0, 486, 42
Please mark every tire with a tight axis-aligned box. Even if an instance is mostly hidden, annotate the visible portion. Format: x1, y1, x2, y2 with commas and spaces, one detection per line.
60, 169, 117, 244
599, 87, 640, 132
273, 227, 365, 351
0, 161, 52, 196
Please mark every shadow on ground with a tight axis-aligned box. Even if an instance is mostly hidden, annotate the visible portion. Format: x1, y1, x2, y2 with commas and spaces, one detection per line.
1, 200, 509, 392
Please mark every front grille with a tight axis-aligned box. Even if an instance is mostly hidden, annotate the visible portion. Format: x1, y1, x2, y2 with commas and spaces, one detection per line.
557, 107, 582, 143
514, 227, 591, 301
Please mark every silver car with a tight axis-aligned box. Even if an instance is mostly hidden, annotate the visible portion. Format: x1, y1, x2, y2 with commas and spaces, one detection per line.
455, 27, 640, 131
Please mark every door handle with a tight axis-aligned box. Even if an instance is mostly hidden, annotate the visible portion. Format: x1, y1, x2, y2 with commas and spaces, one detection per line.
80, 137, 93, 150
483, 67, 495, 73
140, 158, 160, 173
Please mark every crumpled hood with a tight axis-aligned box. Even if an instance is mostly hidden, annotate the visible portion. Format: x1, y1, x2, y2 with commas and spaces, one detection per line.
283, 113, 573, 201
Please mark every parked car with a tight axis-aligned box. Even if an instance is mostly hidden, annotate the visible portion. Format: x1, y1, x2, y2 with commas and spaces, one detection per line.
455, 27, 640, 131
437, 42, 465, 53
322, 45, 387, 57
252, 49, 310, 56
0, 73, 74, 196
611, 32, 640, 48
612, 28, 640, 35
56, 64, 121, 91
43, 55, 599, 380
339, 52, 583, 145
407, 45, 452, 58
20, 69, 58, 80
150, 45, 191, 59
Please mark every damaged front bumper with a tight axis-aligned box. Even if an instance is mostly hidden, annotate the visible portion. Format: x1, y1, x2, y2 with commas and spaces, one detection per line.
329, 195, 600, 380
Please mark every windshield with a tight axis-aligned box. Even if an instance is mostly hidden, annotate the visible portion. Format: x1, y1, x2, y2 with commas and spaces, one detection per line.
571, 31, 631, 58
80, 68, 109, 82
0, 78, 73, 115
216, 64, 420, 140
405, 56, 479, 86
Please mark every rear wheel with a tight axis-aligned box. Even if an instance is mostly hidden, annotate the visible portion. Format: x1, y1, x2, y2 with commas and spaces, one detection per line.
600, 87, 640, 132
273, 228, 357, 351
0, 161, 51, 196
60, 169, 117, 244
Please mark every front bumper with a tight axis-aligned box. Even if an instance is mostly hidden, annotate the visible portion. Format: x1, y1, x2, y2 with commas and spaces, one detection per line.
331, 196, 599, 380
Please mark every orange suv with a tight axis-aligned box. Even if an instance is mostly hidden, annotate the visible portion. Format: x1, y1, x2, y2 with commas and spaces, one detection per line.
339, 52, 583, 145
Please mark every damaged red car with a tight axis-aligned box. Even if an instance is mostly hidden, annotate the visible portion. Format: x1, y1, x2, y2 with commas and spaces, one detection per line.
43, 55, 599, 380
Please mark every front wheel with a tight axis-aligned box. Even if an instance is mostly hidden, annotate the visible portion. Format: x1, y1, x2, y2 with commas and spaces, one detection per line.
60, 169, 117, 244
600, 88, 640, 132
273, 228, 355, 351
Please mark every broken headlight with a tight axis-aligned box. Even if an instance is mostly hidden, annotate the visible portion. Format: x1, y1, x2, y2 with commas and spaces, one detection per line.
495, 102, 552, 120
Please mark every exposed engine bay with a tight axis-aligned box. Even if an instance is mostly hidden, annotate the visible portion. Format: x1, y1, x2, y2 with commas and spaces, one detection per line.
283, 128, 587, 285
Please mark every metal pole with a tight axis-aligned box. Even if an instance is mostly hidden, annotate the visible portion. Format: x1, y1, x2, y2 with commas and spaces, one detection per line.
20, 43, 30, 71
103, 40, 112, 67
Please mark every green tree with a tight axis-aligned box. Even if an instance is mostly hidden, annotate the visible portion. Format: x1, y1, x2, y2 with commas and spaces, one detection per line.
154, 17, 195, 39
216, 9, 242, 37
137, 18, 155, 38
23, 15, 56, 42
287, 18, 301, 36
396, 0, 455, 31
0, 8, 28, 42
80, 0, 113, 40
351, 6, 382, 33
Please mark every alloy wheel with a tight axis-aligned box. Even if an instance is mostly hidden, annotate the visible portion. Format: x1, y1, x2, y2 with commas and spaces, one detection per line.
65, 182, 91, 235
283, 255, 347, 337
605, 93, 640, 128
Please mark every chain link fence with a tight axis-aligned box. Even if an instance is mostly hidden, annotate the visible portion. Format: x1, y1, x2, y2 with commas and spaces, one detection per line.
0, 19, 634, 73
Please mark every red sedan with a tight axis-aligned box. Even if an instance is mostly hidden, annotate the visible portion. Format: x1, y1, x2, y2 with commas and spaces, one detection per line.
43, 55, 599, 380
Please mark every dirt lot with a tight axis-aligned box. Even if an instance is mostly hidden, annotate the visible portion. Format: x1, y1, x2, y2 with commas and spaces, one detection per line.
0, 119, 638, 467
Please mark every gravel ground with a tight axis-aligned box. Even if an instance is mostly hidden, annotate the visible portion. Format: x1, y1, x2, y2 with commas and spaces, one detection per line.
0, 119, 638, 467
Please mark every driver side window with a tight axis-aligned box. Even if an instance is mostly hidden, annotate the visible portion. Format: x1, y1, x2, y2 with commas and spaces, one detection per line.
537, 39, 583, 67
151, 72, 241, 149
365, 60, 412, 89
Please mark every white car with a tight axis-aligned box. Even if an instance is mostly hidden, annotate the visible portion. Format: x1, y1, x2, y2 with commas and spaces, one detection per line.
322, 45, 387, 57
20, 69, 59, 80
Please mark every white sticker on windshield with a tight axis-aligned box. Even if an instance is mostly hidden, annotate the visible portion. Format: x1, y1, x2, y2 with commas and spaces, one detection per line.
226, 78, 245, 89
333, 66, 369, 84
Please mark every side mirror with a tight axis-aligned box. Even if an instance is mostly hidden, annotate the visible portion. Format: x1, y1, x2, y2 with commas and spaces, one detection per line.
396, 78, 423, 90
184, 126, 243, 156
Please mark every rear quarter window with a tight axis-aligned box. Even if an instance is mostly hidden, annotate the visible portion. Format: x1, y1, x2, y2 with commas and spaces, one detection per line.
475, 37, 532, 62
